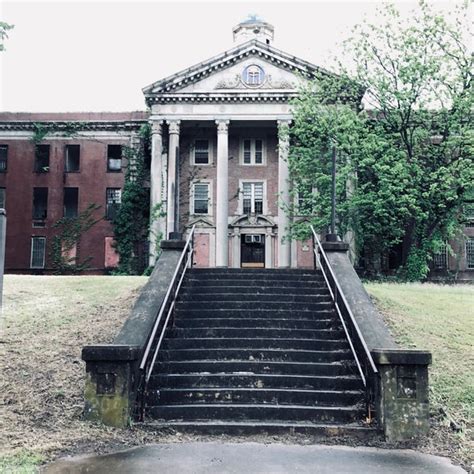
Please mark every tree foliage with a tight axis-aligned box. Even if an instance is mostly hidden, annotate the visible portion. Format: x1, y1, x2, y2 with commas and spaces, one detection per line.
0, 21, 13, 51
288, 1, 473, 280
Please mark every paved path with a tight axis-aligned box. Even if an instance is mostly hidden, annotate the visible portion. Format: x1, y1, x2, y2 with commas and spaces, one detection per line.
43, 442, 465, 474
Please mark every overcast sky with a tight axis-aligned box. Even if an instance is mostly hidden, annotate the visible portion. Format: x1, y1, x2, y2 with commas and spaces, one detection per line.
0, 0, 459, 112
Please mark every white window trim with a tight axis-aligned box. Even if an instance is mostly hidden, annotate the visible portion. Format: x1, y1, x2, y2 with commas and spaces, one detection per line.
30, 236, 46, 269
191, 139, 214, 166
240, 138, 266, 166
190, 180, 213, 216
238, 179, 267, 215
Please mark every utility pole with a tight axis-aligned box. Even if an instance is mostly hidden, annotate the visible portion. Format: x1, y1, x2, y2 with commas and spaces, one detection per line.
327, 146, 338, 242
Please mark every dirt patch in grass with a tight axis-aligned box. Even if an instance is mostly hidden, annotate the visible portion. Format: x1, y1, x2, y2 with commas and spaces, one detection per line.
0, 276, 152, 469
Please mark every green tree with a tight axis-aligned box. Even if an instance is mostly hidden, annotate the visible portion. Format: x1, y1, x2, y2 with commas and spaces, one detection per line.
0, 21, 14, 51
288, 1, 473, 280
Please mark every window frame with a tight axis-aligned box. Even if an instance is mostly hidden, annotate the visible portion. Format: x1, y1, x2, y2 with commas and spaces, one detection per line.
433, 243, 448, 270
240, 138, 266, 166
0, 187, 5, 209
30, 236, 46, 269
239, 180, 266, 215
190, 181, 212, 216
65, 144, 80, 173
32, 187, 48, 220
107, 145, 123, 173
466, 237, 474, 270
63, 187, 79, 218
34, 144, 50, 173
106, 187, 122, 220
0, 145, 8, 173
192, 139, 213, 166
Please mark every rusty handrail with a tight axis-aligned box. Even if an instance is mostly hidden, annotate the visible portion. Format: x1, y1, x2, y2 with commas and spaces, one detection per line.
310, 226, 377, 387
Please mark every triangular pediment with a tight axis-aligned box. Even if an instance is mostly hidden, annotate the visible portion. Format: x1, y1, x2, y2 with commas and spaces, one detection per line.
143, 40, 334, 105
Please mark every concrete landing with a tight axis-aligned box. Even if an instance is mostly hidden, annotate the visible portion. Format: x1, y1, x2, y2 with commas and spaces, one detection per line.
43, 442, 465, 474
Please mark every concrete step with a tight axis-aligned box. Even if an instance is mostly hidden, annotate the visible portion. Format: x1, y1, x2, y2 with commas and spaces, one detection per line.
184, 279, 326, 288
158, 348, 353, 363
173, 309, 336, 319
140, 420, 377, 440
177, 294, 333, 303
162, 337, 350, 351
180, 286, 329, 295
173, 318, 339, 330
168, 327, 345, 339
175, 301, 333, 311
147, 388, 364, 406
147, 403, 364, 423
149, 373, 364, 391
155, 360, 357, 377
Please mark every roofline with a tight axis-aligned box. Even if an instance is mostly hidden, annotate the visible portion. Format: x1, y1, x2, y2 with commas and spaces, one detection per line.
142, 39, 335, 96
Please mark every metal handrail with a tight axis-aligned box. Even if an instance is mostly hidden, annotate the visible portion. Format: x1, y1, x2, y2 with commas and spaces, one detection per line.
310, 226, 377, 387
139, 225, 196, 384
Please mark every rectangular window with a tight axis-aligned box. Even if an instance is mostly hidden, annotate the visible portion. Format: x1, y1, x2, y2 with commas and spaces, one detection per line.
0, 145, 8, 172
433, 244, 447, 269
243, 140, 251, 164
242, 182, 264, 214
65, 144, 80, 172
106, 188, 121, 220
466, 238, 474, 270
107, 145, 122, 172
63, 187, 79, 218
0, 188, 5, 209
242, 138, 265, 165
193, 183, 210, 214
297, 184, 314, 214
465, 203, 474, 228
34, 145, 50, 173
33, 187, 48, 220
194, 140, 210, 165
30, 236, 46, 269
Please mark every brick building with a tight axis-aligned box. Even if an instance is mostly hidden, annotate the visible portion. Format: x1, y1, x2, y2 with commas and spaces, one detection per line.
0, 18, 472, 278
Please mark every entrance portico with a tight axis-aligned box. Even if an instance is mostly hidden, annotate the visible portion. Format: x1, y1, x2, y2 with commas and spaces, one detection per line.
144, 18, 324, 269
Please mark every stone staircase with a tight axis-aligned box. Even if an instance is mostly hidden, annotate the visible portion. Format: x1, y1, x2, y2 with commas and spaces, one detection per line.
144, 268, 374, 436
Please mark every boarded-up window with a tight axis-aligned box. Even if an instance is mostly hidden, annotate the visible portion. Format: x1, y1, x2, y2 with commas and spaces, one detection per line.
104, 237, 119, 268
61, 242, 77, 264
107, 145, 122, 172
0, 188, 5, 209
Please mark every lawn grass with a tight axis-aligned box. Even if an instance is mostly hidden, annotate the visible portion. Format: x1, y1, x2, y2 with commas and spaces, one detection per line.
0, 275, 148, 473
365, 282, 473, 465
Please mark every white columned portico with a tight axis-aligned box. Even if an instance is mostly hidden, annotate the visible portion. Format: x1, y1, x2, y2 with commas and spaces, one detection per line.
149, 120, 164, 264
166, 120, 180, 238
278, 119, 291, 268
215, 120, 230, 267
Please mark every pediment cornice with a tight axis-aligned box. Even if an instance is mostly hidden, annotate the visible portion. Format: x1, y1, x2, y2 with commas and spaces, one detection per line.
143, 40, 333, 106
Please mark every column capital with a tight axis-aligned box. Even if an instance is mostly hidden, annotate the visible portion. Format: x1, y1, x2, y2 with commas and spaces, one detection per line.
167, 120, 181, 135
277, 119, 292, 129
151, 120, 163, 134
216, 120, 230, 134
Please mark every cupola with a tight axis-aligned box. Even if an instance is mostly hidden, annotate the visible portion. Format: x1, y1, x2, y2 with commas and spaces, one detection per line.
232, 15, 274, 45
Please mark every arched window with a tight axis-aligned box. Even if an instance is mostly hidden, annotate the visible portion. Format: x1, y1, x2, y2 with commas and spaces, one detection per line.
243, 65, 264, 86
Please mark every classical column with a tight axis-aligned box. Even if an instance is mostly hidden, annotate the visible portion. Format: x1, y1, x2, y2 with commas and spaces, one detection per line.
278, 119, 291, 268
149, 121, 164, 265
215, 120, 230, 267
166, 120, 180, 239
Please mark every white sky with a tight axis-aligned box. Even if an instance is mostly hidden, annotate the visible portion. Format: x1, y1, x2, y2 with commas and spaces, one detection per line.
0, 0, 459, 112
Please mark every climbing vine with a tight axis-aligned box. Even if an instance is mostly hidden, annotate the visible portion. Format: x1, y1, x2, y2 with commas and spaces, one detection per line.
112, 124, 152, 275
51, 203, 102, 274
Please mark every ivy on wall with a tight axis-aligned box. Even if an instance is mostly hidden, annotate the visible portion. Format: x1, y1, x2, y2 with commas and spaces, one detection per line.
112, 124, 152, 275
51, 204, 102, 274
